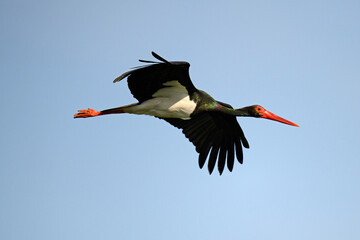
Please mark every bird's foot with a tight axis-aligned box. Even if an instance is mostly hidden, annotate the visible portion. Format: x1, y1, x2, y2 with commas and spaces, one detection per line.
74, 108, 101, 118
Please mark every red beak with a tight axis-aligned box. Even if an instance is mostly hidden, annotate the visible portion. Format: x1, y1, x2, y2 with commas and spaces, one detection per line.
261, 110, 299, 127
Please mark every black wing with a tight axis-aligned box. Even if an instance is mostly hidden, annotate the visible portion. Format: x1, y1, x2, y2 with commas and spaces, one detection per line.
113, 52, 198, 103
162, 112, 250, 175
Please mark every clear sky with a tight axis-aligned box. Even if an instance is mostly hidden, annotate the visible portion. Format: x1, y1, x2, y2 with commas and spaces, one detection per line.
1, 0, 360, 239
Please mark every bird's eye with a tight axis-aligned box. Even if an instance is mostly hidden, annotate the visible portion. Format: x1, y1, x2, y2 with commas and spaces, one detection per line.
257, 107, 262, 111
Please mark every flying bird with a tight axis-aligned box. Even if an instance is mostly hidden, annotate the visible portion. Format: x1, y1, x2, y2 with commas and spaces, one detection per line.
74, 52, 299, 175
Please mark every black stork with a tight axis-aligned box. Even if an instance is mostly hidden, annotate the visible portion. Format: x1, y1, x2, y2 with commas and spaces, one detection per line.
74, 52, 299, 175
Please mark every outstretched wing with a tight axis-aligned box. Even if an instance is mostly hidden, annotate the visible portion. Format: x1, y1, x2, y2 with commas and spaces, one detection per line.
114, 52, 198, 103
161, 111, 250, 175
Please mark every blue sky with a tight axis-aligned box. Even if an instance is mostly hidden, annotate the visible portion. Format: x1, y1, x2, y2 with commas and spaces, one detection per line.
1, 0, 360, 239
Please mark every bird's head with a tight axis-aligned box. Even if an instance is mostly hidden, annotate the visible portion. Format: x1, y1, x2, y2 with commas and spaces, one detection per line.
243, 105, 299, 127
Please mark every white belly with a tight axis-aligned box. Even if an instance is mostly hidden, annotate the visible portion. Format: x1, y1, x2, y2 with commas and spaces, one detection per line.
125, 81, 197, 119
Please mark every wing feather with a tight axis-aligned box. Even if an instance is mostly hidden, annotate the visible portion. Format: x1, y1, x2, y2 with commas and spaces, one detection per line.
226, 137, 235, 172
218, 140, 227, 175
113, 52, 197, 103
161, 112, 249, 175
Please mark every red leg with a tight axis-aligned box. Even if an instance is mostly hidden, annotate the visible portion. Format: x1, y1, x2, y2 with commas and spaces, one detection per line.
74, 108, 102, 118
74, 103, 138, 119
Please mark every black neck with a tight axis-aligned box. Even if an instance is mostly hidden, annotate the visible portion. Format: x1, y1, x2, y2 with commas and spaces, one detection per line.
220, 106, 252, 117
